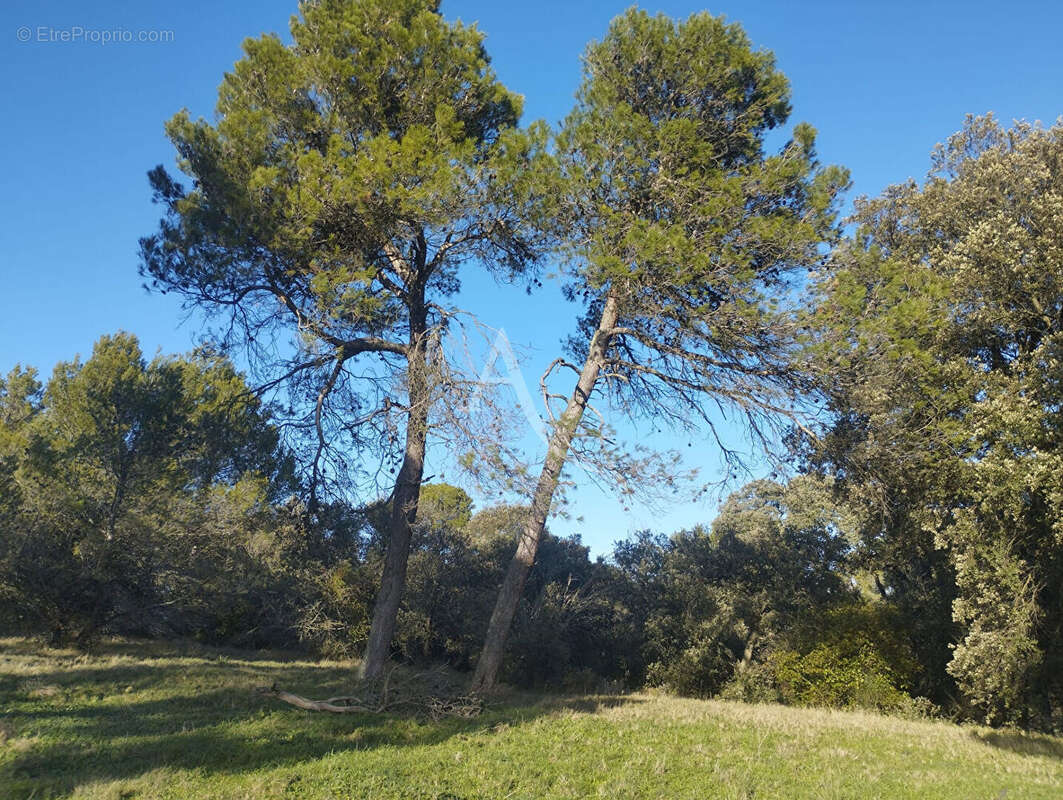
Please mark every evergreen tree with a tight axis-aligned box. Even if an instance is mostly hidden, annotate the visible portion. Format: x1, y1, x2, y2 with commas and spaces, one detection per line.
473, 9, 847, 691
140, 0, 552, 678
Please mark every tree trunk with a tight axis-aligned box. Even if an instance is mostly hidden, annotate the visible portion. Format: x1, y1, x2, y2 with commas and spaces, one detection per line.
470, 292, 620, 693
361, 295, 430, 680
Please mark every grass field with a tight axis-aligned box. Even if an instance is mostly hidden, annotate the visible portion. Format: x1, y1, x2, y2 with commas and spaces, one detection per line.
0, 639, 1060, 799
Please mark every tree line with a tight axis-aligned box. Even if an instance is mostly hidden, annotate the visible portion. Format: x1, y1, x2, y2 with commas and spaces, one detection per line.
1, 1, 1060, 732
0, 354, 915, 712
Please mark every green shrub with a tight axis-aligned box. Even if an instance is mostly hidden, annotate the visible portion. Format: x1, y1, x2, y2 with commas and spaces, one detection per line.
723, 642, 914, 712
893, 694, 942, 720
296, 560, 374, 658
795, 603, 920, 689
776, 644, 910, 710
719, 660, 785, 704
646, 630, 737, 697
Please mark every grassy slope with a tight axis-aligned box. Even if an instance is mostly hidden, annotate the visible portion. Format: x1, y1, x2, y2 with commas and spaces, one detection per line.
0, 640, 1060, 799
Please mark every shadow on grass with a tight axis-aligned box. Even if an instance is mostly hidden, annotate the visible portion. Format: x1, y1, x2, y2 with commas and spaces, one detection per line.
972, 729, 1063, 761
0, 635, 316, 663
0, 646, 642, 799
535, 694, 639, 714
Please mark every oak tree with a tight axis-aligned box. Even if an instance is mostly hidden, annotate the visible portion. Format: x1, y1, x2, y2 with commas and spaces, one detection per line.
806, 115, 1063, 724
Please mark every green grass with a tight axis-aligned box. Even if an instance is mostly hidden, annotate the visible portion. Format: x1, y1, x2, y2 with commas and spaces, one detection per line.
0, 639, 1060, 799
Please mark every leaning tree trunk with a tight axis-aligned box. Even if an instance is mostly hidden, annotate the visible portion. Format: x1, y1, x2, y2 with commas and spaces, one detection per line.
361, 299, 431, 680
470, 292, 620, 693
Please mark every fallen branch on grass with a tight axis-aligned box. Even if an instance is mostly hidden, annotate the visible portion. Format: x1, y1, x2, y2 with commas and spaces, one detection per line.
255, 665, 484, 718
256, 685, 379, 713
424, 694, 484, 719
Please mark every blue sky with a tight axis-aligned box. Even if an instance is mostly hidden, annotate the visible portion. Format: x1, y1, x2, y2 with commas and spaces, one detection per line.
3, 0, 1062, 554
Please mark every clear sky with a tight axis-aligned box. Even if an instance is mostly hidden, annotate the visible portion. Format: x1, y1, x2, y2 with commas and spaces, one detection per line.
3, 0, 1062, 554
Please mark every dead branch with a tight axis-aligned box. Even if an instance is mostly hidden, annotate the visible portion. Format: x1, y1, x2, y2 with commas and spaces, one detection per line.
255, 664, 484, 718
256, 684, 378, 713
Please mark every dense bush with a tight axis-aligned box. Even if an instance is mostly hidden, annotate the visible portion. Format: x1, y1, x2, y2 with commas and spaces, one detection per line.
719, 602, 923, 713
725, 645, 908, 711
0, 334, 320, 648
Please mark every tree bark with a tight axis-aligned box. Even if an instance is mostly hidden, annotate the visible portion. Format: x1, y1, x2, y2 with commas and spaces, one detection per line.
361, 288, 431, 680
470, 292, 620, 693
